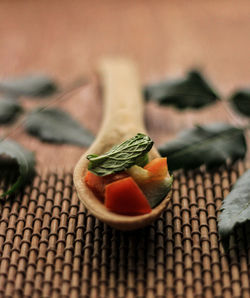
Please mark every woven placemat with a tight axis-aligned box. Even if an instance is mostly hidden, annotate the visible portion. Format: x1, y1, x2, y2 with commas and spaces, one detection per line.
0, 164, 249, 298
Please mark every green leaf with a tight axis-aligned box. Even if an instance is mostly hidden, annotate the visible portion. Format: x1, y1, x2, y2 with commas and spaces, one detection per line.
0, 74, 57, 97
230, 89, 250, 117
218, 169, 250, 248
158, 123, 247, 171
135, 153, 149, 167
144, 70, 219, 109
24, 107, 94, 147
87, 133, 154, 176
0, 96, 22, 123
0, 139, 36, 197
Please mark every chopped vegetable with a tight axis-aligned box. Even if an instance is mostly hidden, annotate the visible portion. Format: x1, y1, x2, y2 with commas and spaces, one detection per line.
85, 171, 128, 200
126, 157, 172, 208
126, 165, 151, 183
85, 134, 172, 215
144, 157, 168, 180
140, 176, 173, 208
128, 157, 169, 184
85, 171, 106, 199
105, 177, 152, 215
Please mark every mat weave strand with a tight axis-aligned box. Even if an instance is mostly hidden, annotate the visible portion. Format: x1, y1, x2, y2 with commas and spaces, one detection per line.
0, 165, 249, 298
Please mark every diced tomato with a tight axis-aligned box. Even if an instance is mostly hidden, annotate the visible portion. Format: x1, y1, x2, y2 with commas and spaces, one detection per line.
144, 157, 168, 180
85, 171, 128, 200
105, 177, 152, 215
85, 171, 105, 199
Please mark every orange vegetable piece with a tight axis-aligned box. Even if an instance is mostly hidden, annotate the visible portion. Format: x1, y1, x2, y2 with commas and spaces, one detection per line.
85, 171, 105, 199
144, 157, 168, 180
105, 177, 152, 215
85, 171, 128, 200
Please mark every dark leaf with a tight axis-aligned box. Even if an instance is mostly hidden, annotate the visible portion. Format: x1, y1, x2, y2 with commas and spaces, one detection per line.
135, 153, 149, 167
158, 123, 247, 171
87, 133, 153, 176
0, 139, 35, 197
230, 89, 250, 117
144, 70, 219, 109
0, 96, 22, 123
24, 107, 94, 147
218, 169, 250, 249
0, 74, 57, 97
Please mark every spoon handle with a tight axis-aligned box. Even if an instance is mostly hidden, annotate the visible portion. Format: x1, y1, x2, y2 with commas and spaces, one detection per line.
98, 58, 146, 144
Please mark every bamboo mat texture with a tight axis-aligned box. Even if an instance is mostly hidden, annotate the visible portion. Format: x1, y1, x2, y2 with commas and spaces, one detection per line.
0, 164, 249, 298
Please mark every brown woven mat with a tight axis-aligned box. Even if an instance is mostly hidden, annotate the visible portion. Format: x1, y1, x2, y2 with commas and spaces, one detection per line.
0, 164, 249, 298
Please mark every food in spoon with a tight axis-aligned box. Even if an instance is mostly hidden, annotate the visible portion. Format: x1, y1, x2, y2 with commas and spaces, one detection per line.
105, 177, 151, 215
84, 133, 172, 215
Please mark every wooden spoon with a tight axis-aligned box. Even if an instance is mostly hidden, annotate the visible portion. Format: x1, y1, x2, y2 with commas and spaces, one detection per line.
73, 58, 172, 230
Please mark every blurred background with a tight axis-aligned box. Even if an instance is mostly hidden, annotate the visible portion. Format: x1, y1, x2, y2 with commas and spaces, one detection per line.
0, 0, 250, 169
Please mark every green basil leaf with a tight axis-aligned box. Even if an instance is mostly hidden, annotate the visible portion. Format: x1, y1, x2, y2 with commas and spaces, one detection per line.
230, 89, 250, 117
0, 139, 36, 197
0, 96, 22, 124
218, 169, 250, 248
144, 70, 219, 109
87, 133, 153, 176
135, 153, 149, 167
158, 123, 246, 171
0, 74, 57, 97
24, 107, 94, 147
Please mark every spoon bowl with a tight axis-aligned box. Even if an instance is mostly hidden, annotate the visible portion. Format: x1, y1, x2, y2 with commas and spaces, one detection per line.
74, 58, 172, 230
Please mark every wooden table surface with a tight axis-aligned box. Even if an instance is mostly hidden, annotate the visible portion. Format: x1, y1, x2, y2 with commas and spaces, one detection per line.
0, 0, 250, 170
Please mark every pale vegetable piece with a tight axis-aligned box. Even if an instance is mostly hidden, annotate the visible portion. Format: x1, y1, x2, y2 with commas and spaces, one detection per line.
140, 176, 173, 208
126, 165, 152, 183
